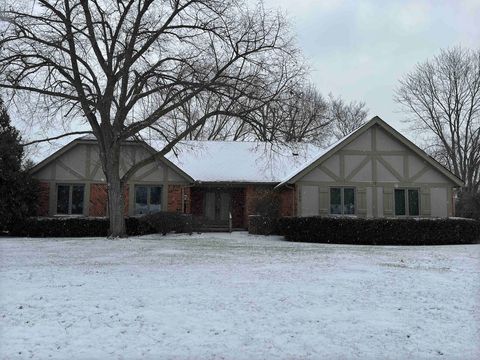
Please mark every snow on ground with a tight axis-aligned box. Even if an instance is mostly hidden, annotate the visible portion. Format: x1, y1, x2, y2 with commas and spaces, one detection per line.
0, 232, 479, 360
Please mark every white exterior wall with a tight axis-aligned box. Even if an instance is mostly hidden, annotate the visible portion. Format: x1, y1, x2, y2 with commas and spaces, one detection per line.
430, 187, 448, 217
296, 124, 457, 218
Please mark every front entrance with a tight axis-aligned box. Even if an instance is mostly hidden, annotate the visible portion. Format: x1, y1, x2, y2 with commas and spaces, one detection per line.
190, 186, 246, 229
204, 190, 231, 225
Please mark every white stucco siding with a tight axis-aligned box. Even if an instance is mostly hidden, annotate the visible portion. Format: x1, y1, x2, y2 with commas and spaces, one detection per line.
301, 168, 335, 182
343, 131, 371, 151
430, 188, 448, 217
344, 155, 366, 176
299, 185, 319, 216
376, 127, 406, 151
366, 187, 373, 217
376, 161, 399, 182
408, 155, 425, 178
415, 169, 451, 184
323, 155, 340, 177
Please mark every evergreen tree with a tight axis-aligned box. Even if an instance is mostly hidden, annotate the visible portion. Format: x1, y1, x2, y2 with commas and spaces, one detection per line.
0, 98, 38, 231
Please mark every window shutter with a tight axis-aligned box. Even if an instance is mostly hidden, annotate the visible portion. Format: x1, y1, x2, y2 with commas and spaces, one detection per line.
383, 187, 393, 216
319, 187, 329, 215
357, 187, 367, 216
420, 187, 430, 216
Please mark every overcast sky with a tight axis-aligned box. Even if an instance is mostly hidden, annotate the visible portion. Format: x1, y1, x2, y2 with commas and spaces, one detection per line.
263, 0, 480, 137
12, 0, 480, 162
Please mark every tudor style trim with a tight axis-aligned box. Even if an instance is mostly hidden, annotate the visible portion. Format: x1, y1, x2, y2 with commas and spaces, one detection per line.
30, 137, 194, 183
276, 116, 463, 188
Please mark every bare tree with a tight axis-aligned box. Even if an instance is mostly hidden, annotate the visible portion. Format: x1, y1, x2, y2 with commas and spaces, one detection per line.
395, 47, 480, 193
0, 0, 300, 236
327, 94, 368, 140
168, 80, 332, 145
256, 82, 331, 144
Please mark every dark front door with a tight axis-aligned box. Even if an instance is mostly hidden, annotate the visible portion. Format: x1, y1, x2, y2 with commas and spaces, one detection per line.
204, 190, 231, 225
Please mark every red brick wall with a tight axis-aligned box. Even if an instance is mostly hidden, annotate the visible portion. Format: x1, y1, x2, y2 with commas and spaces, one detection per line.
89, 183, 129, 216
37, 182, 50, 216
167, 185, 183, 213
90, 183, 108, 216
243, 185, 296, 227
279, 186, 296, 217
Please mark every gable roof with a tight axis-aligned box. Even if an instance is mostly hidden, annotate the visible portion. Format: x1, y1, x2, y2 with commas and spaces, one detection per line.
163, 141, 322, 183
276, 116, 464, 187
30, 136, 194, 183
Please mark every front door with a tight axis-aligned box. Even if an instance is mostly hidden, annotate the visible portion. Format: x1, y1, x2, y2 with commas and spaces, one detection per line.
204, 190, 231, 225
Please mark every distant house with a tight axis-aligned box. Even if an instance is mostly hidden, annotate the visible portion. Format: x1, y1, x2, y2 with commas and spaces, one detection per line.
30, 116, 463, 229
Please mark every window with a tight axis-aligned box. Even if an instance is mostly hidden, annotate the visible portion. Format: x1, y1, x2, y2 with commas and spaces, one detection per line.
394, 188, 419, 216
135, 185, 162, 215
330, 187, 355, 215
57, 184, 85, 215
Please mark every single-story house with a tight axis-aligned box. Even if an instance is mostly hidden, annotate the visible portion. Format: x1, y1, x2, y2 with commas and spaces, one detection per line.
30, 116, 463, 229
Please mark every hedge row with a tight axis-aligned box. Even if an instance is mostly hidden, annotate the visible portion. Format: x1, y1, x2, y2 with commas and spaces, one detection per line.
9, 212, 193, 237
278, 216, 480, 245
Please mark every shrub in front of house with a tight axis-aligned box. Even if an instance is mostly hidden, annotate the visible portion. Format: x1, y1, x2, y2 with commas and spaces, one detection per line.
248, 215, 278, 235
136, 212, 193, 235
9, 212, 193, 237
278, 216, 480, 245
248, 189, 281, 235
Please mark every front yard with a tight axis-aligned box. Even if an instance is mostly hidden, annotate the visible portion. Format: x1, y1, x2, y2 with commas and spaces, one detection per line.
0, 232, 479, 359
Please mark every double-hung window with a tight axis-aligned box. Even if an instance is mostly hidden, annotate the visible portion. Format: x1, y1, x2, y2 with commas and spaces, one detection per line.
135, 185, 162, 215
394, 188, 419, 216
57, 184, 85, 215
330, 187, 355, 215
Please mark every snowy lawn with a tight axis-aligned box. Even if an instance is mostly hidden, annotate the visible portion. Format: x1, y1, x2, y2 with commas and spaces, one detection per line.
0, 232, 479, 360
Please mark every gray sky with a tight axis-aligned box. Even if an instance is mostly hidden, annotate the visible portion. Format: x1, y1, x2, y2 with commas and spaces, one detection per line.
263, 0, 480, 138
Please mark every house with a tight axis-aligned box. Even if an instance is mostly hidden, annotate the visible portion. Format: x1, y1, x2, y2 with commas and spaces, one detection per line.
30, 116, 463, 229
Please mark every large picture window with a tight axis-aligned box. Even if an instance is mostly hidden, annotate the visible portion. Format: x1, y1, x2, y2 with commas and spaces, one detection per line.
56, 184, 85, 215
330, 187, 355, 215
135, 185, 162, 215
394, 189, 419, 216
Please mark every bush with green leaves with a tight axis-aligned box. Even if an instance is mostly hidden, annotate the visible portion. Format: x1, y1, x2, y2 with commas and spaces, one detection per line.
9, 212, 193, 238
278, 216, 480, 245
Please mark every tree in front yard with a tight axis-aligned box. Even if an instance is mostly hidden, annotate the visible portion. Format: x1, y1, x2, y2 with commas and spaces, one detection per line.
0, 0, 301, 236
0, 98, 38, 231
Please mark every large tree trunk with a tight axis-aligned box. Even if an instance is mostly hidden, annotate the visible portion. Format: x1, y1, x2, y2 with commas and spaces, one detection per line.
104, 145, 126, 237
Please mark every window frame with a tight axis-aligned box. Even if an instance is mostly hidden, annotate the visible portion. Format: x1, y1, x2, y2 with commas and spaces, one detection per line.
394, 188, 420, 217
134, 184, 163, 215
56, 183, 85, 216
329, 186, 356, 215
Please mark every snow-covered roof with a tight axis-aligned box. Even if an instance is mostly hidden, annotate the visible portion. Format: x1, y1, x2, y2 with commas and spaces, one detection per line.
162, 141, 323, 183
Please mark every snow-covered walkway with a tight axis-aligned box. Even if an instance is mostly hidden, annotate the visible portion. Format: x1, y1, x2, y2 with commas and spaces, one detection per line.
1, 232, 479, 359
